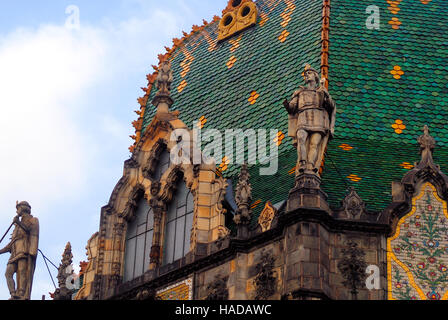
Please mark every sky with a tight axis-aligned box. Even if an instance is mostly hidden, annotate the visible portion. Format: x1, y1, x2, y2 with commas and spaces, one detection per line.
0, 0, 227, 300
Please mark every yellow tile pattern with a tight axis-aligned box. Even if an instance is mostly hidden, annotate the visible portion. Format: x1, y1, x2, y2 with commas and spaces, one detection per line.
227, 55, 237, 69
400, 162, 414, 170
339, 143, 354, 151
273, 131, 285, 146
157, 278, 193, 300
392, 119, 406, 134
219, 156, 231, 172
177, 80, 188, 93
248, 91, 260, 104
390, 65, 404, 79
251, 199, 262, 209
347, 174, 362, 182
197, 116, 207, 129
278, 29, 290, 43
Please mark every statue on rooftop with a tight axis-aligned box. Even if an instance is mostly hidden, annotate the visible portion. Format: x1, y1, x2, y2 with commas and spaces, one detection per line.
0, 201, 39, 300
284, 64, 336, 178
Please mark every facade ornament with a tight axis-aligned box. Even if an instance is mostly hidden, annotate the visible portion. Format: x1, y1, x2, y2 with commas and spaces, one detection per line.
218, 0, 258, 41
54, 242, 75, 300
417, 125, 436, 168
234, 164, 252, 225
254, 250, 277, 300
258, 202, 277, 232
0, 201, 39, 300
386, 125, 448, 233
337, 241, 367, 300
152, 60, 174, 114
234, 164, 252, 239
205, 274, 229, 300
284, 64, 336, 177
284, 64, 335, 213
340, 187, 366, 220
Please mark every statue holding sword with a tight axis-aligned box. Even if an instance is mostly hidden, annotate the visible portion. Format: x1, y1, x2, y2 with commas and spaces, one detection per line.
0, 201, 39, 300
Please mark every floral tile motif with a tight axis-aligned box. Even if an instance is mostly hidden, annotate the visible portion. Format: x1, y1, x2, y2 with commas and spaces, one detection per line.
388, 183, 448, 300
157, 278, 193, 300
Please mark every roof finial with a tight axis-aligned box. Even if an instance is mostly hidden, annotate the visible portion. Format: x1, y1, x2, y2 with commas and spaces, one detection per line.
152, 60, 174, 114
417, 125, 436, 166
53, 242, 74, 300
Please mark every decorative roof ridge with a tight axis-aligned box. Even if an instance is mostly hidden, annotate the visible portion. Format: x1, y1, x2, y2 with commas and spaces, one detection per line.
129, 14, 221, 153
381, 126, 448, 231
400, 126, 448, 187
321, 0, 331, 89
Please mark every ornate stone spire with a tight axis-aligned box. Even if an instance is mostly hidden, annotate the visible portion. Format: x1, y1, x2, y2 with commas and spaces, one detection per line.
152, 60, 174, 114
54, 242, 74, 300
234, 164, 252, 225
417, 125, 436, 168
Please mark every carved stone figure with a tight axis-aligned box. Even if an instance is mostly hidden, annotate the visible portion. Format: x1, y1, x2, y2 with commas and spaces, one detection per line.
0, 201, 39, 300
284, 64, 336, 177
234, 164, 252, 225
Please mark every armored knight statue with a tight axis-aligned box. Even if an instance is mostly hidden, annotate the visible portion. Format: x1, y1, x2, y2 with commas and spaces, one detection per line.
0, 201, 39, 300
284, 64, 336, 177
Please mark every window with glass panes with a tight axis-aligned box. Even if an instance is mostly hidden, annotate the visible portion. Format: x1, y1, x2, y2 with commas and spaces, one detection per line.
163, 178, 194, 265
123, 198, 154, 282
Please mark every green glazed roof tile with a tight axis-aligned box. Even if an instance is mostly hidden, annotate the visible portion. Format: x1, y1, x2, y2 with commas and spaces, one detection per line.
140, 0, 448, 227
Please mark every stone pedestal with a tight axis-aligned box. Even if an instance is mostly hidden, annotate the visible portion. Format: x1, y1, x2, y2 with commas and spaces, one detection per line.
286, 174, 330, 213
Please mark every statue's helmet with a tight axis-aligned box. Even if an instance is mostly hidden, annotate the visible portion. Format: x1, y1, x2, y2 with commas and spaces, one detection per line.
303, 64, 320, 83
16, 201, 31, 211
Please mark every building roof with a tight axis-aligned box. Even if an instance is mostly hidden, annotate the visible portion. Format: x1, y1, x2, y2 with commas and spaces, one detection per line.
134, 0, 448, 227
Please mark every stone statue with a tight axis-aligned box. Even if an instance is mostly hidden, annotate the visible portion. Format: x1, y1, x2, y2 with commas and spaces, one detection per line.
0, 201, 39, 300
284, 64, 336, 177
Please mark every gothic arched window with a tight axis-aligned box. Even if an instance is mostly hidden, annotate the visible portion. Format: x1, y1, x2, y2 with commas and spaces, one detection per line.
163, 178, 194, 265
154, 149, 170, 181
124, 198, 154, 282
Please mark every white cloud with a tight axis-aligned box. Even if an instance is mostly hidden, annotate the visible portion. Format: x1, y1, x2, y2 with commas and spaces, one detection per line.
0, 25, 105, 222
0, 5, 188, 300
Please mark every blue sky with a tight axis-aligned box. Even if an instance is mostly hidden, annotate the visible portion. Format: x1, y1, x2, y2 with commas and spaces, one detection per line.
0, 0, 227, 300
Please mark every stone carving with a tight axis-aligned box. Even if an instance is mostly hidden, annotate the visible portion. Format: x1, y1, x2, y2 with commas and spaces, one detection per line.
205, 274, 229, 300
258, 202, 277, 232
337, 241, 367, 300
340, 187, 366, 220
234, 164, 252, 225
153, 60, 174, 114
0, 201, 39, 300
284, 64, 336, 177
418, 125, 436, 165
53, 242, 75, 300
254, 250, 277, 300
